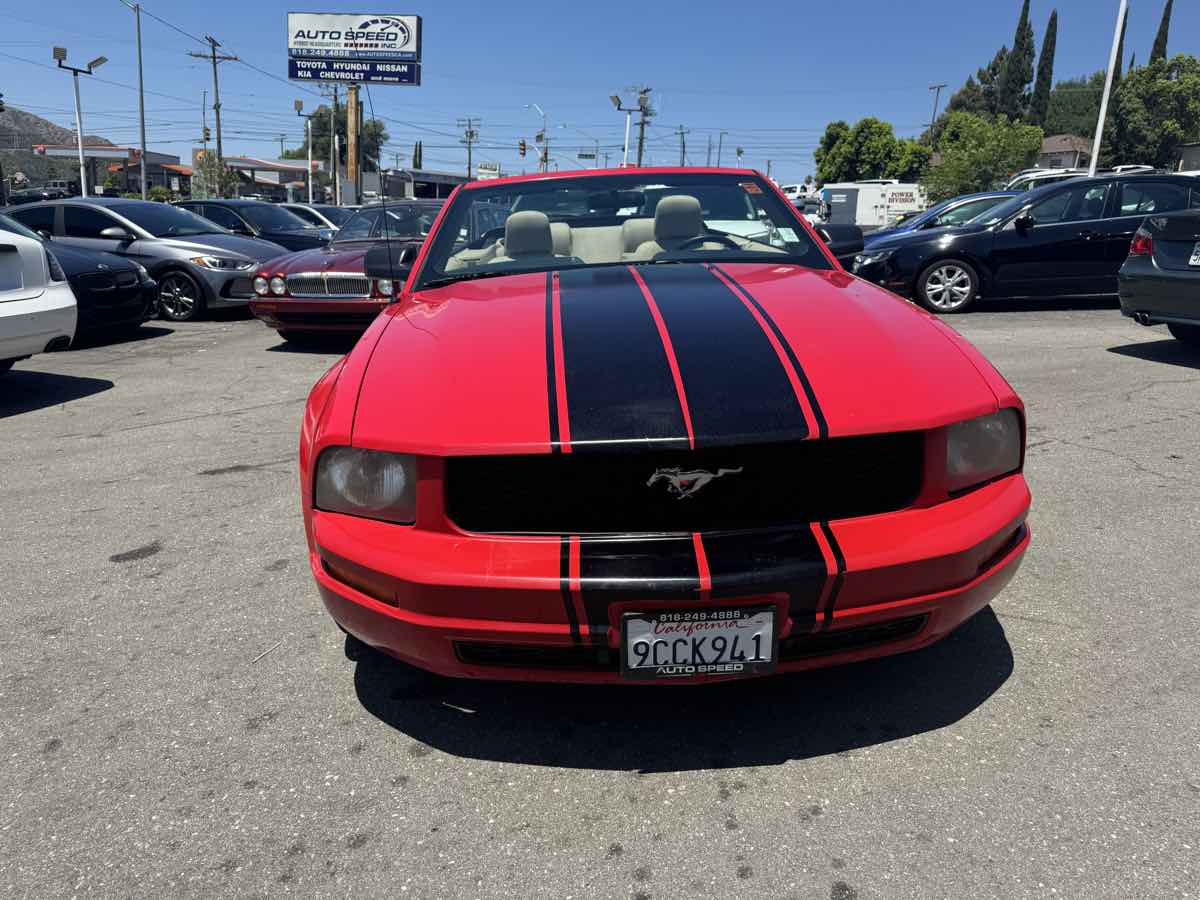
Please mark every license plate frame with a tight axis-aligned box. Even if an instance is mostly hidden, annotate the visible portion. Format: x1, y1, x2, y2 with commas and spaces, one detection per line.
620, 606, 777, 680
1189, 242, 1200, 267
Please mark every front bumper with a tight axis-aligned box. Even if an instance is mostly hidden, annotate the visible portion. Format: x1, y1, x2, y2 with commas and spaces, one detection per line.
852, 254, 911, 294
310, 474, 1031, 684
250, 298, 389, 333
192, 266, 254, 310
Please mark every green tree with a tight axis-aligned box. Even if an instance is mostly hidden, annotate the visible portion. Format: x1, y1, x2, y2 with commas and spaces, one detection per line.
946, 47, 1009, 119
1151, 0, 1173, 63
889, 138, 933, 182
283, 104, 389, 173
922, 112, 1044, 201
1028, 10, 1058, 127
191, 150, 240, 199
1101, 54, 1200, 168
813, 120, 850, 184
814, 118, 931, 184
997, 0, 1036, 120
1044, 71, 1104, 136
148, 185, 172, 202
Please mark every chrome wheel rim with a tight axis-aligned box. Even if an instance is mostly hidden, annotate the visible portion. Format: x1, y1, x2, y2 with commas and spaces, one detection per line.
924, 265, 973, 311
159, 275, 196, 320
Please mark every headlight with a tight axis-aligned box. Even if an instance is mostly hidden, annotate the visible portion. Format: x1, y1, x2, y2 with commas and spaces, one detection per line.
376, 278, 394, 297
946, 409, 1022, 493
314, 447, 417, 524
189, 255, 254, 271
253, 276, 269, 295
269, 276, 287, 296
852, 249, 894, 271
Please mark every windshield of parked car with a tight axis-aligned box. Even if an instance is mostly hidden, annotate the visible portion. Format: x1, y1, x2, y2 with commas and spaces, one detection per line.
118, 201, 225, 237
0, 213, 45, 243
241, 204, 312, 232
333, 205, 441, 243
315, 205, 355, 226
416, 172, 831, 288
971, 192, 1039, 227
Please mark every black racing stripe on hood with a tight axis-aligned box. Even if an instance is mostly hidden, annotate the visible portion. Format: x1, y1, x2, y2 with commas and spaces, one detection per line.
636, 265, 809, 447
577, 535, 701, 646
557, 267, 689, 452
701, 529, 827, 632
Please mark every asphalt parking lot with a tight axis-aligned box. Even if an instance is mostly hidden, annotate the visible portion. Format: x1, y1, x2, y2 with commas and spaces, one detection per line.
2, 303, 1198, 899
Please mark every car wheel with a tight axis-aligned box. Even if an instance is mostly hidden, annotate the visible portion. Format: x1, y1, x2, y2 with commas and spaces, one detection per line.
1167, 323, 1200, 347
917, 260, 979, 314
157, 271, 206, 322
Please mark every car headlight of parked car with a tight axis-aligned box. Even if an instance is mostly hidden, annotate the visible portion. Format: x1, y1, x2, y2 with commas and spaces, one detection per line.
189, 255, 254, 271
946, 409, 1023, 494
314, 447, 417, 524
852, 248, 894, 272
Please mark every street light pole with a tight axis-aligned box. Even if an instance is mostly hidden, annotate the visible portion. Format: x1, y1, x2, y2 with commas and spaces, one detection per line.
119, 1, 148, 198
1090, 0, 1129, 176
526, 103, 548, 173
54, 47, 106, 197
717, 131, 728, 167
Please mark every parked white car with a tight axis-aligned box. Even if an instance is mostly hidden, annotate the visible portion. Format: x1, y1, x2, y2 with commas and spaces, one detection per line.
0, 229, 77, 375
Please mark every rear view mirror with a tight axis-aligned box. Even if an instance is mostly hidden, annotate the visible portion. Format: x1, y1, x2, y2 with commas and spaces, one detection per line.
100, 226, 131, 241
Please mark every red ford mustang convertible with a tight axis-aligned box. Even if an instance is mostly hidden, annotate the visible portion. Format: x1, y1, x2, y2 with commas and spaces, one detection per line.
300, 168, 1031, 684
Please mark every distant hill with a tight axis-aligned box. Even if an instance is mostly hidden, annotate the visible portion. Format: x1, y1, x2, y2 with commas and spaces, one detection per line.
0, 104, 112, 186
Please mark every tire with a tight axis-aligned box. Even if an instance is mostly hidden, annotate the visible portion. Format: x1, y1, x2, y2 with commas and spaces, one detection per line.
157, 270, 206, 322
0, 359, 15, 375
916, 259, 980, 314
1167, 323, 1200, 347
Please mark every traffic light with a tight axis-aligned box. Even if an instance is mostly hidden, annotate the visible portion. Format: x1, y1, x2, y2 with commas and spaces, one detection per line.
518, 139, 526, 157
202, 126, 211, 141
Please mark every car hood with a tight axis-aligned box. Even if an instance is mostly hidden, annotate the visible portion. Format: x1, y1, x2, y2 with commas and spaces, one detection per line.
263, 240, 382, 273
350, 262, 1003, 456
45, 242, 140, 277
158, 232, 287, 261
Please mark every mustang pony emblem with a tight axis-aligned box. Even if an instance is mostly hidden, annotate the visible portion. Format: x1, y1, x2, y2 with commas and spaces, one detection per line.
647, 467, 743, 499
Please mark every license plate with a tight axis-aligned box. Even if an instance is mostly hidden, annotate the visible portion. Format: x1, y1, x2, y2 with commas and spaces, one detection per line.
1189, 242, 1200, 267
621, 607, 776, 680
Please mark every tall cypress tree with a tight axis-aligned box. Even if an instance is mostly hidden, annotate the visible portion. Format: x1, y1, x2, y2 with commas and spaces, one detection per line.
1151, 0, 1173, 62
997, 0, 1036, 119
1028, 10, 1058, 127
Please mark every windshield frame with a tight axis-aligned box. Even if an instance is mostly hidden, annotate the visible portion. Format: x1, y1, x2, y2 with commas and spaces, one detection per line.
239, 203, 312, 233
413, 172, 831, 290
118, 201, 229, 238
0, 212, 46, 243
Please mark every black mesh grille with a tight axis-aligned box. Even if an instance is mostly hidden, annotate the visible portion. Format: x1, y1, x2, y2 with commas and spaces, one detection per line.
446, 433, 925, 535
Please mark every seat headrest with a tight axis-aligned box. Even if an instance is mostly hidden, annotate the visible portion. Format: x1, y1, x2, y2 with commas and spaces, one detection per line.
504, 211, 554, 257
621, 218, 655, 252
549, 222, 571, 256
654, 195, 703, 242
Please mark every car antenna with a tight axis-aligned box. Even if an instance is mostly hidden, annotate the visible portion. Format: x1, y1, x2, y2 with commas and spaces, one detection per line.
363, 84, 400, 303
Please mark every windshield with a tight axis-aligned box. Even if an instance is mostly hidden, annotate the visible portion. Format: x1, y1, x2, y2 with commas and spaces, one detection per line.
972, 194, 1032, 227
119, 202, 225, 237
315, 206, 356, 226
333, 205, 441, 243
0, 213, 44, 243
897, 197, 955, 229
417, 172, 830, 289
240, 204, 312, 232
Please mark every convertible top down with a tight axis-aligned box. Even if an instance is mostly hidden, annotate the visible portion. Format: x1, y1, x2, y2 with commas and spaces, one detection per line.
300, 168, 1031, 683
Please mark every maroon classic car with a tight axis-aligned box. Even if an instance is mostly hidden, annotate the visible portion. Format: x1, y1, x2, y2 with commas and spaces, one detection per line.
250, 201, 443, 341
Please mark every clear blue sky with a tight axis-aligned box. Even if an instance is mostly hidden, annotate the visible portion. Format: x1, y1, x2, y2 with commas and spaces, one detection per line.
2, 0, 1195, 184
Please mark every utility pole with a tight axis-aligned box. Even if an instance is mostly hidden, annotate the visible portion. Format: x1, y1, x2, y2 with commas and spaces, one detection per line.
457, 116, 479, 179
634, 87, 653, 168
346, 84, 361, 204
278, 134, 286, 158
295, 100, 316, 203
1090, 0, 1129, 176
120, 1, 148, 198
927, 83, 948, 146
188, 37, 237, 195
675, 125, 689, 166
766, 160, 772, 179
717, 130, 728, 167
329, 86, 339, 205
706, 134, 712, 166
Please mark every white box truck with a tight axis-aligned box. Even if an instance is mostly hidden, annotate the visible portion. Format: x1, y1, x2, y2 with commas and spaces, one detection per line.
819, 179, 927, 231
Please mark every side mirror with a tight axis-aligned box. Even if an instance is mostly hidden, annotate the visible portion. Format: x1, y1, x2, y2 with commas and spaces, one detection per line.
814, 224, 865, 263
1014, 214, 1035, 234
100, 226, 132, 241
363, 243, 419, 295
36, 229, 53, 241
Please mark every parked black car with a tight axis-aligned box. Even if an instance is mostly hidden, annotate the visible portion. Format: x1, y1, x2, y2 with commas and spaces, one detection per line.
1118, 209, 1200, 347
174, 199, 331, 252
853, 174, 1200, 312
0, 212, 156, 334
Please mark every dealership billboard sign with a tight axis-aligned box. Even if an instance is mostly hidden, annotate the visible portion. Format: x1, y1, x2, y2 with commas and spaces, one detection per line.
287, 12, 421, 85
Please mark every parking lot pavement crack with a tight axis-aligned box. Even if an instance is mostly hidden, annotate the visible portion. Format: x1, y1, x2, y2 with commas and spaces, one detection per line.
1051, 438, 1178, 483
97, 397, 309, 436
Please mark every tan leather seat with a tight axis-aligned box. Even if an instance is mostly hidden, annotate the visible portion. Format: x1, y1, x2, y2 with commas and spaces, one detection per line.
632, 195, 721, 260
620, 219, 655, 260
550, 222, 572, 256
489, 211, 560, 266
